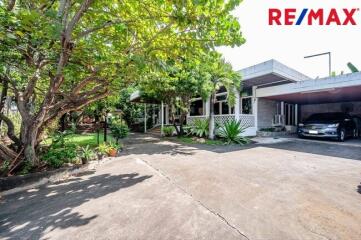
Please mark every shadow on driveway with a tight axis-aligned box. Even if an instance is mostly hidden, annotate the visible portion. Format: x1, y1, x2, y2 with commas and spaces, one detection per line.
123, 133, 361, 161
263, 141, 361, 161
0, 172, 152, 239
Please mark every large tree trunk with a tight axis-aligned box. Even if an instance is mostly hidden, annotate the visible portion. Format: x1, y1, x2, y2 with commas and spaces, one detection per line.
20, 120, 41, 165
0, 76, 9, 127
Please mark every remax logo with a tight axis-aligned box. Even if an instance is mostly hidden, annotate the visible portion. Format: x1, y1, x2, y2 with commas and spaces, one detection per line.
269, 8, 360, 25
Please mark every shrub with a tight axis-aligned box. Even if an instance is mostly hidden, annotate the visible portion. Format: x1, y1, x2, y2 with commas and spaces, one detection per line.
217, 119, 250, 144
191, 118, 209, 138
96, 141, 122, 157
97, 142, 110, 155
41, 144, 78, 168
110, 119, 129, 142
79, 145, 95, 164
163, 126, 174, 137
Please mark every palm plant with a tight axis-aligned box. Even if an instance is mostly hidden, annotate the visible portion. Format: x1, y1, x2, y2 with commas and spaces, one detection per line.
191, 118, 209, 138
204, 53, 242, 139
163, 126, 174, 137
218, 119, 250, 144
79, 145, 95, 164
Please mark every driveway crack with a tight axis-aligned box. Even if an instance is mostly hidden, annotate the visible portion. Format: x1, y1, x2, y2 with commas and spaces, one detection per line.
136, 157, 250, 240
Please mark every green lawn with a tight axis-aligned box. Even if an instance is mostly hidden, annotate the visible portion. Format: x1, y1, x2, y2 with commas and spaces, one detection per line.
65, 132, 116, 148
44, 132, 116, 148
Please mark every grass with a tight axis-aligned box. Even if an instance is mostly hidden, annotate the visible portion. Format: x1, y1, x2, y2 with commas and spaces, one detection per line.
175, 136, 225, 145
44, 131, 116, 148
65, 132, 116, 148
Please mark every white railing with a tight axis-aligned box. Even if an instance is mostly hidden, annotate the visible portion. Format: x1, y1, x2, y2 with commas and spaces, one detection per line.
187, 114, 255, 128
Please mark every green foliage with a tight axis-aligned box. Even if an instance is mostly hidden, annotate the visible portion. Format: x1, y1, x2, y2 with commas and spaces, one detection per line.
97, 143, 110, 155
177, 136, 224, 145
116, 88, 144, 126
110, 119, 129, 141
19, 161, 33, 175
0, 0, 245, 165
0, 112, 21, 136
191, 118, 209, 138
108, 141, 120, 150
41, 131, 78, 168
79, 145, 95, 163
347, 62, 359, 73
217, 119, 250, 144
41, 144, 78, 168
163, 126, 174, 137
96, 141, 121, 156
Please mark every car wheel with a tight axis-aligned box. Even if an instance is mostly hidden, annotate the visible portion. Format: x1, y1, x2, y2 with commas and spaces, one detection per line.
338, 129, 345, 142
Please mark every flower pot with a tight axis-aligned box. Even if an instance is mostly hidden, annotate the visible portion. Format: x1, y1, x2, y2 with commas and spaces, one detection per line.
108, 148, 117, 157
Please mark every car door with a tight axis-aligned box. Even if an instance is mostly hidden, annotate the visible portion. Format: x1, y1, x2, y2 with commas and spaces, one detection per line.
344, 114, 354, 136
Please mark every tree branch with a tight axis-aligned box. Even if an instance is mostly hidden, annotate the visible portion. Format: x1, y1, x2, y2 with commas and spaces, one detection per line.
0, 113, 21, 146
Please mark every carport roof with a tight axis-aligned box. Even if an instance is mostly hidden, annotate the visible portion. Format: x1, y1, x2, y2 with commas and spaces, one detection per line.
256, 72, 361, 104
239, 59, 311, 88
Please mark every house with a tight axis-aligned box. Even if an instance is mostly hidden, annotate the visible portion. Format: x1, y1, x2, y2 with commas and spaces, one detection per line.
130, 59, 361, 136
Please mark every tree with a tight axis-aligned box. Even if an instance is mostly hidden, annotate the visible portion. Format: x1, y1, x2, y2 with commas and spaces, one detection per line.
140, 56, 211, 136
140, 51, 241, 137
203, 52, 241, 139
0, 0, 244, 171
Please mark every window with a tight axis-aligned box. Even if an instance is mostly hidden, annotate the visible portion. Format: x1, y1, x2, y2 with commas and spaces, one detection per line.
241, 88, 253, 97
221, 102, 229, 115
190, 100, 203, 116
214, 102, 220, 115
241, 98, 252, 114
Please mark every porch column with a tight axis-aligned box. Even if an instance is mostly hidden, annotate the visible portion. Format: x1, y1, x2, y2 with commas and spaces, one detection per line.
161, 101, 164, 136
281, 101, 285, 126
205, 97, 210, 118
295, 104, 298, 125
234, 88, 240, 121
165, 105, 169, 124
281, 101, 285, 115
152, 104, 156, 126
252, 86, 259, 130
144, 103, 147, 133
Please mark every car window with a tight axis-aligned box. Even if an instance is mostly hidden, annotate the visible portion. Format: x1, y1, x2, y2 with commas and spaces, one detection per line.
307, 113, 346, 121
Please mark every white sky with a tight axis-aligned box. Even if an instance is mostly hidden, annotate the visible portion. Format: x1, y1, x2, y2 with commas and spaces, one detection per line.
218, 0, 361, 79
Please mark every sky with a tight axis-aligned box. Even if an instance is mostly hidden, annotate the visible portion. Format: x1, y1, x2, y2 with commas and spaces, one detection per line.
218, 0, 361, 79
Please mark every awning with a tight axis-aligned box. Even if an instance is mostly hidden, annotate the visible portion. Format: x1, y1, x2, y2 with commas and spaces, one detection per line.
256, 72, 361, 104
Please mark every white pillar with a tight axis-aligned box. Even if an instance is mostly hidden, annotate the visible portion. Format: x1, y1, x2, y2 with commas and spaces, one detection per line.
295, 104, 298, 125
234, 88, 240, 121
281, 101, 285, 115
144, 103, 147, 133
152, 104, 156, 126
161, 101, 164, 136
205, 97, 210, 118
165, 105, 169, 124
252, 86, 258, 130
281, 101, 285, 126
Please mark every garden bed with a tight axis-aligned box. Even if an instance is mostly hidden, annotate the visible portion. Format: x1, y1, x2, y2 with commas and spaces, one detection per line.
0, 157, 115, 195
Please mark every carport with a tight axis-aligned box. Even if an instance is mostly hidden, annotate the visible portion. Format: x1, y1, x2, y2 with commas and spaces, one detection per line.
255, 72, 361, 138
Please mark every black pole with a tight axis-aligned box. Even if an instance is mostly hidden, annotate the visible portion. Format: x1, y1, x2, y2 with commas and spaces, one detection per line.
104, 113, 107, 142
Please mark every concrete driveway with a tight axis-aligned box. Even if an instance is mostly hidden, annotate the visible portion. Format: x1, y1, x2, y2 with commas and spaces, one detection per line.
1, 135, 361, 240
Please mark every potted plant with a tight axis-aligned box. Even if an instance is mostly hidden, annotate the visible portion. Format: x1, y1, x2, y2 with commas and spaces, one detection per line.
79, 145, 95, 164
107, 141, 119, 157
97, 143, 109, 159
